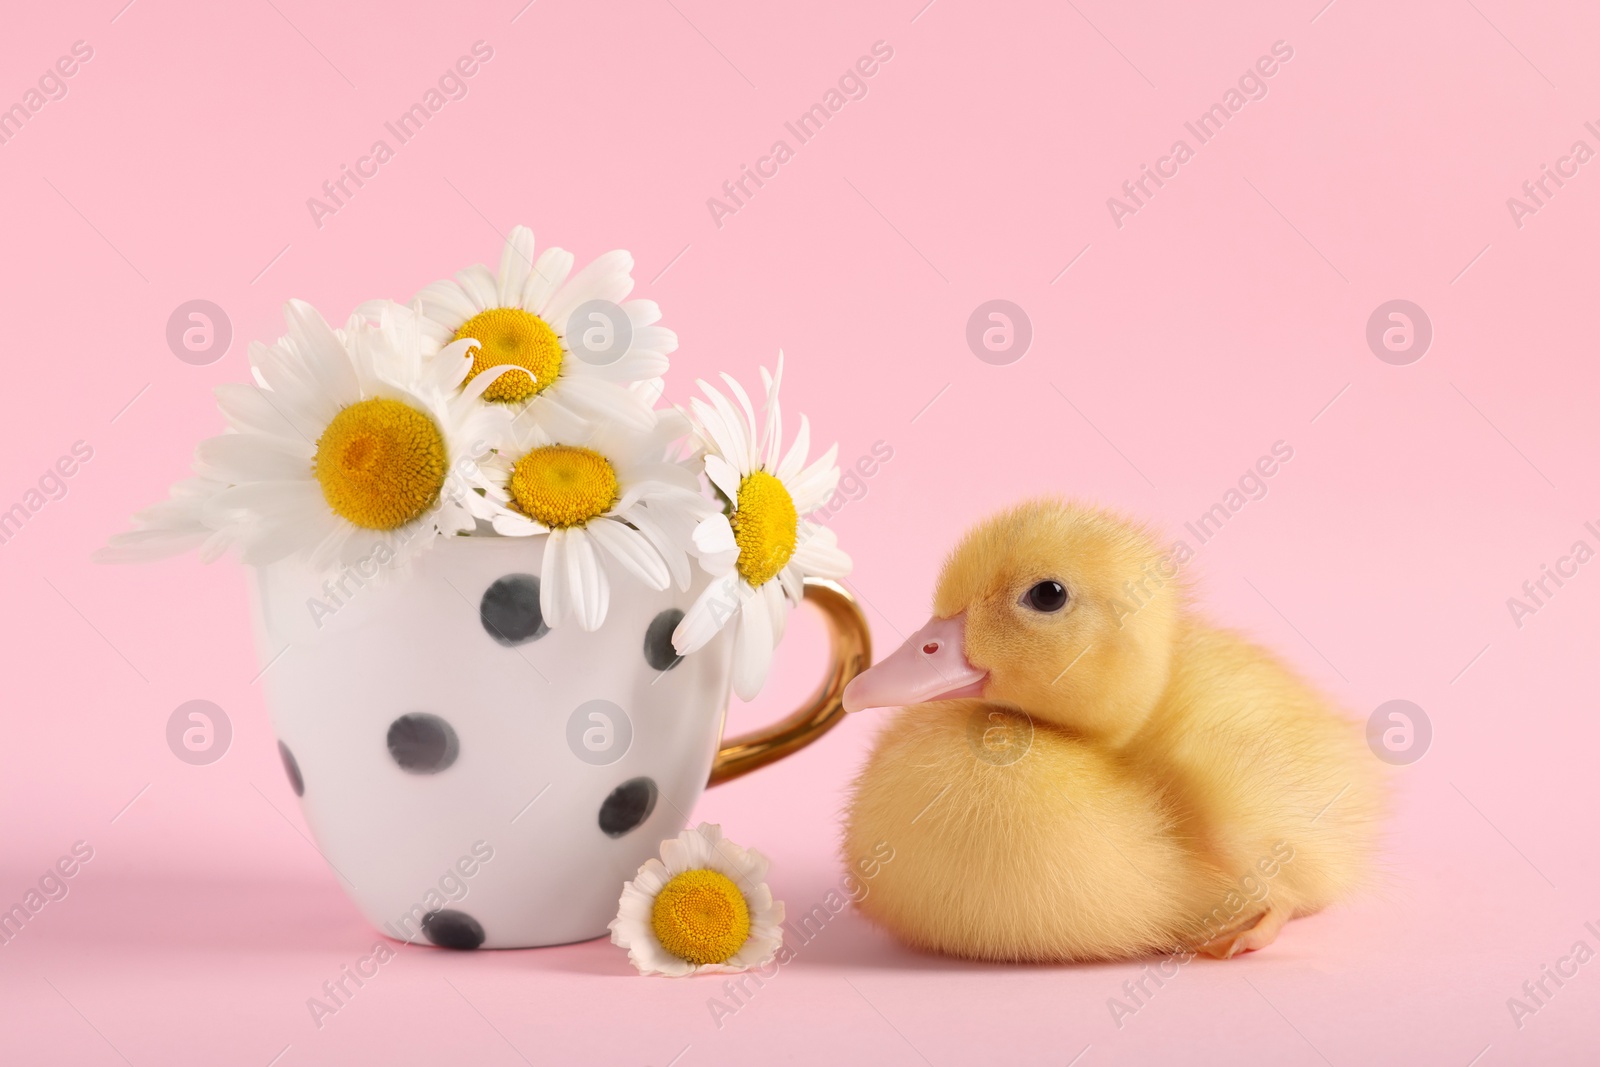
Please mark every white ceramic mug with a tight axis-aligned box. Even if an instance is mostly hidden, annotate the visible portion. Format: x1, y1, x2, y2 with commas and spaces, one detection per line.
253, 535, 868, 949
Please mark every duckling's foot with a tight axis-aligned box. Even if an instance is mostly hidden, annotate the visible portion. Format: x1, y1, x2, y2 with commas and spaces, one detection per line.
1194, 906, 1288, 959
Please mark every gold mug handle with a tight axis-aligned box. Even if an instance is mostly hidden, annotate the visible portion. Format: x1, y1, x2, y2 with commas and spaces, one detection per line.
707, 578, 872, 787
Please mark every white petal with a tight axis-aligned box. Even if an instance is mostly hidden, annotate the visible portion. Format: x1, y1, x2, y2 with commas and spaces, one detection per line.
759, 353, 784, 470
429, 339, 477, 394
668, 824, 718, 870
633, 377, 667, 409
491, 511, 544, 537
547, 376, 655, 433
539, 530, 570, 628
788, 444, 840, 514
724, 938, 782, 972
208, 479, 323, 520
696, 545, 739, 576
650, 408, 694, 453
194, 434, 312, 484
688, 395, 747, 475
284, 299, 360, 406
626, 506, 692, 591
235, 526, 304, 566
586, 518, 670, 590
622, 299, 663, 328
707, 386, 756, 475
349, 298, 394, 324
731, 591, 776, 700
196, 528, 236, 564
415, 280, 477, 330
213, 384, 295, 439
690, 512, 742, 577
581, 347, 671, 384
630, 858, 671, 897
692, 513, 737, 556
703, 454, 741, 503
673, 574, 740, 654
776, 413, 811, 483
544, 250, 635, 329
94, 527, 210, 563
565, 527, 610, 631
763, 575, 790, 645
498, 226, 536, 306
792, 522, 852, 579
719, 371, 760, 456
631, 325, 678, 355
239, 498, 341, 566
707, 836, 766, 889
637, 949, 695, 977
415, 315, 457, 345
518, 393, 592, 442
622, 461, 703, 496
455, 264, 498, 312
521, 246, 574, 314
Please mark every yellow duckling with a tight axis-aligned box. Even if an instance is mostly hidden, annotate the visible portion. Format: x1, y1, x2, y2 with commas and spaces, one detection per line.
841, 498, 1382, 961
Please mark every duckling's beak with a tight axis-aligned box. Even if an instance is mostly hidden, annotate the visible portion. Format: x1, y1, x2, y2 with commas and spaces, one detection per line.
843, 613, 988, 712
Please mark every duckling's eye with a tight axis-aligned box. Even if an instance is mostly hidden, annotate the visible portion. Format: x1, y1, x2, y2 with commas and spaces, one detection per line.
1023, 580, 1068, 613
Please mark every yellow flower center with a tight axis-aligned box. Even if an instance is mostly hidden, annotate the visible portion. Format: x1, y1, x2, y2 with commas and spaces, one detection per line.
452, 307, 562, 403
313, 397, 447, 530
650, 868, 751, 965
731, 471, 798, 587
509, 445, 619, 528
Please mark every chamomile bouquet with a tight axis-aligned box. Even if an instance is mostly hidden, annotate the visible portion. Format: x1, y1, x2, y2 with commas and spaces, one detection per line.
100, 226, 851, 699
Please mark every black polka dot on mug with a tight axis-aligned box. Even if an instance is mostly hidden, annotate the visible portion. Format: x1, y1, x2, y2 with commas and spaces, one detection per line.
480, 574, 547, 646
644, 609, 685, 672
421, 909, 485, 949
598, 777, 658, 838
387, 713, 460, 774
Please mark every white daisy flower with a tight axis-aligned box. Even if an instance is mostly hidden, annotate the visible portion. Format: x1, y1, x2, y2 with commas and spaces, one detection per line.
672, 355, 852, 700
609, 823, 786, 977
477, 407, 712, 632
103, 300, 516, 573
408, 225, 677, 438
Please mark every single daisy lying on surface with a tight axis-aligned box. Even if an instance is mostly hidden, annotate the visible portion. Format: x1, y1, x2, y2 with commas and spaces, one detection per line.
609, 823, 786, 977
671, 355, 853, 700
98, 224, 854, 702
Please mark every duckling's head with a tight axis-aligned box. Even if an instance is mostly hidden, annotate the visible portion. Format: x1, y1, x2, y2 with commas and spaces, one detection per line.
843, 498, 1184, 742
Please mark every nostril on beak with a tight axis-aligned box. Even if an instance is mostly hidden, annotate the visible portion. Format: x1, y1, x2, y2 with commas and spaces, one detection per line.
844, 613, 985, 713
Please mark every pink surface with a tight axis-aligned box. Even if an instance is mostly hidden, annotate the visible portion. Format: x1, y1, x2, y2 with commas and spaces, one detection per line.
2, 0, 1598, 1062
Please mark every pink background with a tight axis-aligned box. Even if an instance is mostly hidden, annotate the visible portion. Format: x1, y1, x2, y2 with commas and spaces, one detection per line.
2, 0, 1598, 1062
